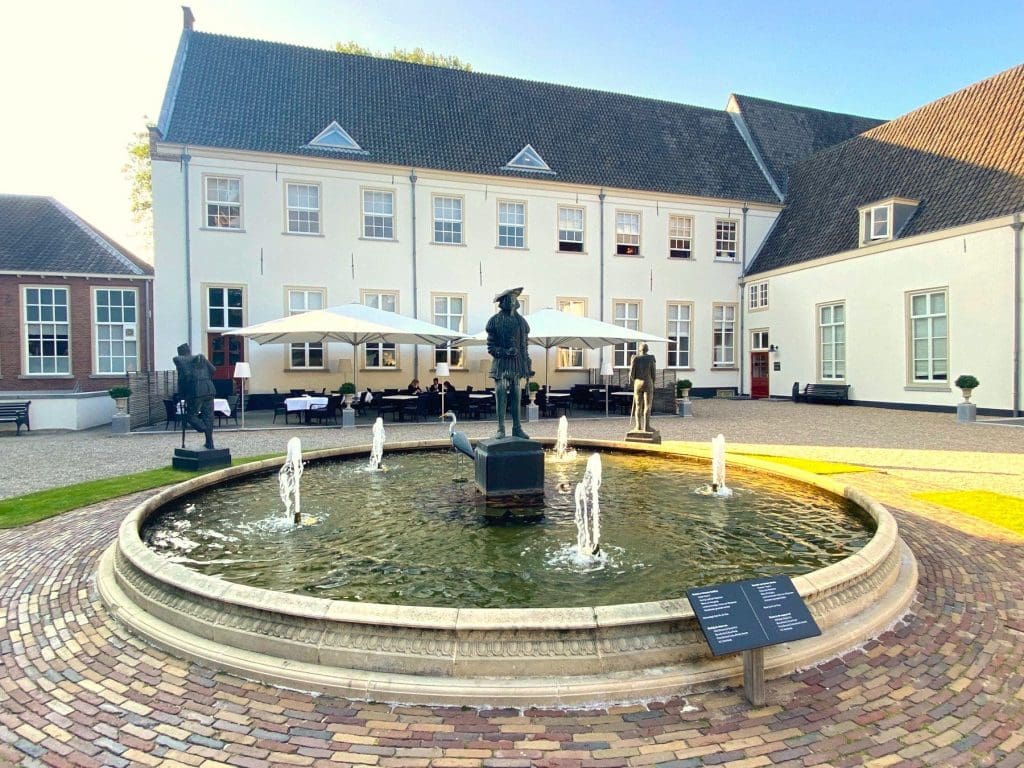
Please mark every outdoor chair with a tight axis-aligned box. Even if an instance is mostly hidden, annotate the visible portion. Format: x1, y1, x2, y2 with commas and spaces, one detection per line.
216, 395, 239, 427
163, 398, 183, 430
310, 394, 342, 425
272, 388, 290, 424
400, 392, 432, 422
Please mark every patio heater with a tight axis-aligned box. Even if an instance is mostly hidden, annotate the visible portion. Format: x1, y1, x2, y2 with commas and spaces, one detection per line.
435, 362, 450, 415
233, 362, 251, 429
601, 356, 614, 417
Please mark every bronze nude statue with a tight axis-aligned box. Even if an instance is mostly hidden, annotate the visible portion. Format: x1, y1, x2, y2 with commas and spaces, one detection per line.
173, 342, 217, 449
629, 342, 656, 433
486, 287, 533, 439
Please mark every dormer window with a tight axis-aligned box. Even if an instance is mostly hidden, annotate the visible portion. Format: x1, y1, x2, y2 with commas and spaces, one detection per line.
307, 121, 366, 153
504, 144, 554, 174
858, 197, 920, 246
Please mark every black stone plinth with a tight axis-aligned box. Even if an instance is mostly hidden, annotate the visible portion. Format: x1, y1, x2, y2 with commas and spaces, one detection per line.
474, 437, 544, 507
625, 429, 662, 444
172, 447, 232, 471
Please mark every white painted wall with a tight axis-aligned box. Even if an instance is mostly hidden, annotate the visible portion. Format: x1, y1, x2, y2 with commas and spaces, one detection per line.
152, 148, 781, 395
742, 223, 1017, 411
1, 391, 115, 431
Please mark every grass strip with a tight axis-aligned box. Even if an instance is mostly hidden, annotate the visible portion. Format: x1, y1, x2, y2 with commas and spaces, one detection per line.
913, 490, 1024, 536
736, 454, 869, 475
0, 454, 280, 529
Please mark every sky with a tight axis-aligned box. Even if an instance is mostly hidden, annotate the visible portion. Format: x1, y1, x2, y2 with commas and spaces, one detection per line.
1, 0, 1021, 262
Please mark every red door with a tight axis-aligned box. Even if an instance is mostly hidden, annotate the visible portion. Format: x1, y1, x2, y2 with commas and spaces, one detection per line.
207, 332, 244, 382
751, 351, 769, 399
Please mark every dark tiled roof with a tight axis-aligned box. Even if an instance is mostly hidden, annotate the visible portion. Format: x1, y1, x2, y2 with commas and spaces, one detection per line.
730, 94, 885, 196
160, 32, 779, 204
748, 64, 1024, 275
0, 195, 151, 276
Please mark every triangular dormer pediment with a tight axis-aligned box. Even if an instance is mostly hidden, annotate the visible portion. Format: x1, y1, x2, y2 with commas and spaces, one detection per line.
504, 144, 554, 174
308, 121, 366, 153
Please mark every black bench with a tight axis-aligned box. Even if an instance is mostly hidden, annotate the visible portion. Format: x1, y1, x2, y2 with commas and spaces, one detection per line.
0, 401, 31, 435
792, 382, 850, 405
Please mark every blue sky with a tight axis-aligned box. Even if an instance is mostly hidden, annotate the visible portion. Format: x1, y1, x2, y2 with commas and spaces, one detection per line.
1, 0, 1021, 257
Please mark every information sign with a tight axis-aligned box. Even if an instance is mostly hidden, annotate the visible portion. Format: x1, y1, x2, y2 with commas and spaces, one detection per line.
686, 575, 821, 657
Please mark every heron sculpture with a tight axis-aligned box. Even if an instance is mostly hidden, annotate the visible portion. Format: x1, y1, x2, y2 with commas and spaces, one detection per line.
441, 411, 475, 459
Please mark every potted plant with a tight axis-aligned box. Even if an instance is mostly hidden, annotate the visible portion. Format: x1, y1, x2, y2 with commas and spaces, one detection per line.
108, 386, 132, 414
954, 374, 979, 402
339, 382, 356, 408
675, 378, 693, 401
528, 381, 540, 403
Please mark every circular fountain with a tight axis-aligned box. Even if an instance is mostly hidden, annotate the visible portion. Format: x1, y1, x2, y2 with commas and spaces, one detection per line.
98, 438, 917, 707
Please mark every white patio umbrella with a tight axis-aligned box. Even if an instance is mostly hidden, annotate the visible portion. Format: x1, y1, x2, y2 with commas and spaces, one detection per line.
224, 303, 465, 389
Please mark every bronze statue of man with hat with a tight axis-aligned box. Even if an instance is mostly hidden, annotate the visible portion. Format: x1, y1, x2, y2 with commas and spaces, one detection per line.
486, 287, 533, 439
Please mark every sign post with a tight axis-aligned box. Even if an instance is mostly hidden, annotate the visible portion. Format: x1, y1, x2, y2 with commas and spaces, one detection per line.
686, 575, 821, 706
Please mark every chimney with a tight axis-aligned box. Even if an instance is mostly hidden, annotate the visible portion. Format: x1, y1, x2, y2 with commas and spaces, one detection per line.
182, 6, 195, 30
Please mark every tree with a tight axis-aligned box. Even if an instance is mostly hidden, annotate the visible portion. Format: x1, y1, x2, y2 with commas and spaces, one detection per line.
335, 41, 471, 71
122, 130, 152, 246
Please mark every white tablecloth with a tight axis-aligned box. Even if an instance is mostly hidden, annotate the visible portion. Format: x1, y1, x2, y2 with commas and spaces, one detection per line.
285, 396, 328, 412
178, 398, 230, 415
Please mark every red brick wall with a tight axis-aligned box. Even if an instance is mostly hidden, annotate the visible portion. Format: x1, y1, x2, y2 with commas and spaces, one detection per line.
0, 274, 154, 393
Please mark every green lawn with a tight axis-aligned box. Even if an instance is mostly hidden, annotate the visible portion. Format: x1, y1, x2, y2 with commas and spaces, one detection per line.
0, 454, 279, 529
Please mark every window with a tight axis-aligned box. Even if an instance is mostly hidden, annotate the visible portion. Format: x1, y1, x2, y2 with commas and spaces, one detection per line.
433, 295, 465, 367
307, 121, 364, 153
715, 220, 737, 260
504, 144, 554, 174
751, 330, 769, 350
433, 196, 463, 245
498, 201, 526, 248
286, 183, 320, 234
207, 287, 244, 329
748, 282, 768, 310
558, 206, 584, 252
819, 303, 845, 381
288, 289, 325, 369
362, 291, 398, 368
712, 304, 736, 367
667, 303, 692, 368
616, 212, 640, 255
613, 300, 640, 367
94, 288, 138, 374
669, 215, 692, 259
362, 190, 394, 239
24, 287, 69, 374
909, 290, 948, 383
866, 206, 890, 241
205, 176, 241, 229
556, 298, 586, 368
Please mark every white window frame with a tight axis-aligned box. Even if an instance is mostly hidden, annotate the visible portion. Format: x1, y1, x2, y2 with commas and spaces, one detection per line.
432, 195, 463, 245
93, 287, 139, 375
204, 175, 242, 230
558, 206, 585, 252
205, 285, 245, 330
615, 211, 641, 256
669, 215, 693, 259
555, 298, 587, 368
861, 204, 892, 243
715, 220, 738, 261
751, 329, 769, 351
612, 300, 641, 367
712, 303, 737, 367
497, 200, 526, 249
362, 189, 395, 240
432, 293, 466, 368
818, 302, 846, 382
361, 290, 400, 369
285, 182, 321, 235
908, 289, 949, 384
23, 285, 70, 375
287, 288, 326, 370
748, 282, 768, 311
666, 302, 692, 369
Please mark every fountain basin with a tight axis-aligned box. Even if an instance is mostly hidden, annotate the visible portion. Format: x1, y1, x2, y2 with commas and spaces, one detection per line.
98, 439, 917, 706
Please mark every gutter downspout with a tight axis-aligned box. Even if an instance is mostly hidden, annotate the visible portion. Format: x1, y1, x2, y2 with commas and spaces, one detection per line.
182, 149, 193, 347
598, 189, 607, 375
738, 204, 749, 396
1013, 213, 1022, 416
410, 169, 419, 379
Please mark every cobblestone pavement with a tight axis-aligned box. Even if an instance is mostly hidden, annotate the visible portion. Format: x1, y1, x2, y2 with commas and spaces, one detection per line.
2, 401, 1024, 766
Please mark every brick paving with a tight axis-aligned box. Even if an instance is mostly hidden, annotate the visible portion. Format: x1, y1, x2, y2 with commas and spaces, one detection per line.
2, 403, 1024, 766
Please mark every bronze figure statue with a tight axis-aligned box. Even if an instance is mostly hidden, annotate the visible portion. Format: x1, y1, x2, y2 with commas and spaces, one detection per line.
486, 287, 533, 439
629, 342, 656, 433
173, 342, 217, 449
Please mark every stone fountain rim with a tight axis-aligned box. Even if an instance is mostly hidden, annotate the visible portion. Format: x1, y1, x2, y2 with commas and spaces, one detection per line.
112, 438, 897, 628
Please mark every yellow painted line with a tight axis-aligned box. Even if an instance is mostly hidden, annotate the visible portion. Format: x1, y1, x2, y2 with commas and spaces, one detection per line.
913, 490, 1024, 536
734, 454, 870, 475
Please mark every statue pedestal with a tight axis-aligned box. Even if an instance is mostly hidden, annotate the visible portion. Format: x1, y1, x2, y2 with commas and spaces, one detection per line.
172, 447, 232, 471
625, 429, 662, 445
956, 402, 977, 423
474, 437, 544, 512
526, 403, 539, 422
111, 413, 131, 434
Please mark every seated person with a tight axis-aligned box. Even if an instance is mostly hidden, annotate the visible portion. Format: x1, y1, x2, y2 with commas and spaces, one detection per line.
429, 377, 441, 392
407, 378, 422, 394
443, 380, 456, 394
360, 387, 374, 405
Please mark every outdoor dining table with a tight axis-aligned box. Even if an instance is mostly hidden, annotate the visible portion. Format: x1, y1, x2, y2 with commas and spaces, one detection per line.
178, 398, 231, 415
381, 394, 419, 421
285, 395, 328, 424
468, 393, 492, 399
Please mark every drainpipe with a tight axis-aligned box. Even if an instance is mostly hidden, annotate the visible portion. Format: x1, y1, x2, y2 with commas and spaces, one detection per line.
182, 149, 193, 347
409, 169, 419, 379
1013, 213, 1022, 416
598, 189, 606, 377
738, 204, 749, 396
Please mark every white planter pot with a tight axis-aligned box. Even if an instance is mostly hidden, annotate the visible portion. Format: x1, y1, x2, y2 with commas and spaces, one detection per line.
960, 388, 973, 402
